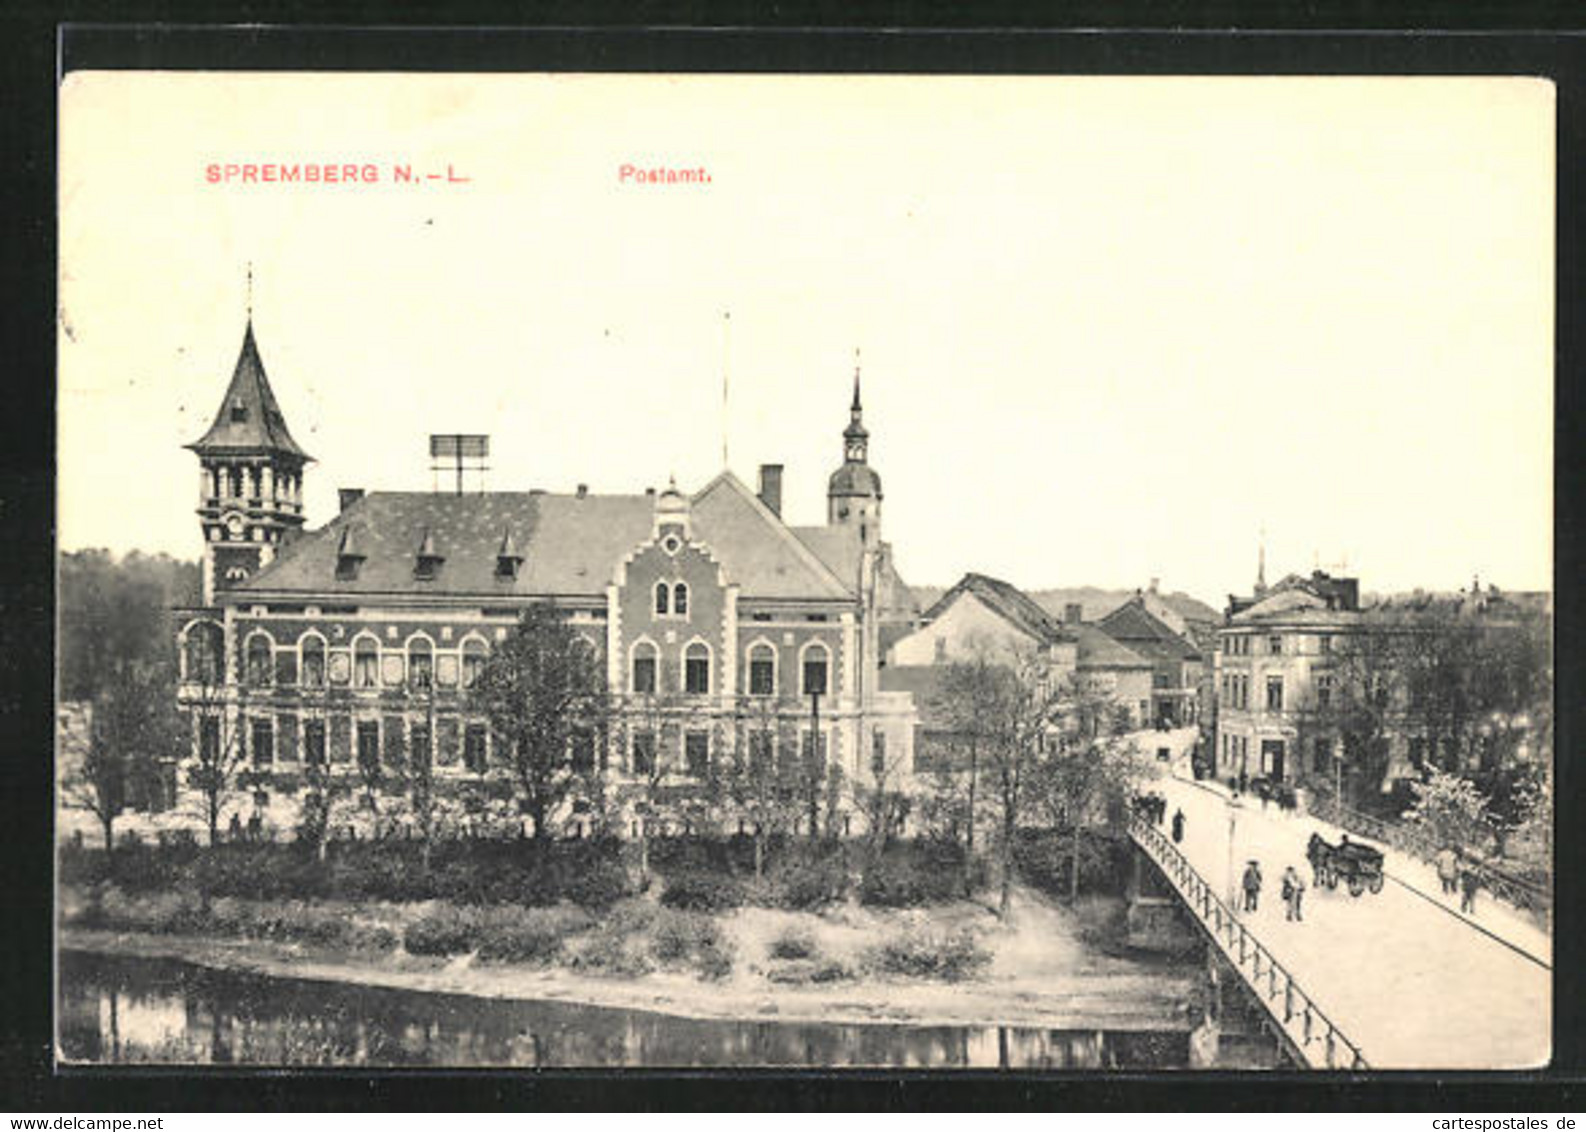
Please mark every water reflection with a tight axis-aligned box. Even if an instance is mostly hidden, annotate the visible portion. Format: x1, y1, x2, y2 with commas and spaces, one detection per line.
59, 950, 1187, 1069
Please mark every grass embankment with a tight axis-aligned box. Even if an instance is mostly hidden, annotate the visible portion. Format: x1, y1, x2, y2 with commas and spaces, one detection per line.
60, 831, 1198, 1029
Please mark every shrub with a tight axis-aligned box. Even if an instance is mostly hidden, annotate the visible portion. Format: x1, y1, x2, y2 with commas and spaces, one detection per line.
573, 930, 655, 977
1013, 828, 1128, 899
475, 906, 594, 964
660, 869, 744, 912
403, 909, 480, 956
768, 925, 817, 961
859, 845, 966, 907
557, 856, 630, 910
767, 851, 848, 910
864, 929, 990, 982
696, 937, 735, 981
651, 909, 715, 962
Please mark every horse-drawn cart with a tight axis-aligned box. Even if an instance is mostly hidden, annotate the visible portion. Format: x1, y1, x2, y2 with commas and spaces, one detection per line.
1307, 832, 1386, 897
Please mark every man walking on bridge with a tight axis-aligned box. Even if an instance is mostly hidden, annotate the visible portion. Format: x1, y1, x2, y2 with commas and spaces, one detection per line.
1242, 859, 1262, 912
1282, 864, 1305, 922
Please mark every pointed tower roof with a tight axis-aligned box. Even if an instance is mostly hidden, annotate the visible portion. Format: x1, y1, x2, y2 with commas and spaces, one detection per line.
843, 356, 869, 444
187, 321, 312, 461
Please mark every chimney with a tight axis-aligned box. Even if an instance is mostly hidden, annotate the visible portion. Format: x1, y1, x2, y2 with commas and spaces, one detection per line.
1064, 602, 1083, 626
576, 483, 588, 498
758, 463, 784, 517
338, 488, 364, 512
645, 486, 656, 498
1149, 577, 1159, 594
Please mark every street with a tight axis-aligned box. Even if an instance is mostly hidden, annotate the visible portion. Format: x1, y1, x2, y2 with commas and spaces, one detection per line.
1150, 769, 1550, 1069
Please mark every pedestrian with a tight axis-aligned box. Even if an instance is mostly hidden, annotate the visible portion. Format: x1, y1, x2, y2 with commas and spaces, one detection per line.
1282, 865, 1306, 922
1238, 770, 1249, 795
1435, 845, 1458, 896
1171, 808, 1185, 844
1459, 860, 1480, 915
228, 812, 243, 843
1242, 860, 1262, 912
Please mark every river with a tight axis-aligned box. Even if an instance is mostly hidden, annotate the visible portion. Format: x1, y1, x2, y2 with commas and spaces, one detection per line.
58, 949, 1190, 1069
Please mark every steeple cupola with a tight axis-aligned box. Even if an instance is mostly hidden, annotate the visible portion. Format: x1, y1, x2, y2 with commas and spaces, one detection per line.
187, 306, 313, 604
827, 354, 882, 530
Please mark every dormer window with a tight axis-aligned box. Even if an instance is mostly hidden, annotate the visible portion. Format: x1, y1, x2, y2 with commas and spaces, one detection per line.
335, 525, 365, 582
230, 400, 248, 423
496, 528, 523, 580
414, 527, 444, 581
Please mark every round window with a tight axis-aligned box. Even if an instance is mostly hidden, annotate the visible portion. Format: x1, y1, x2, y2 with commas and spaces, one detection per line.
663, 535, 681, 554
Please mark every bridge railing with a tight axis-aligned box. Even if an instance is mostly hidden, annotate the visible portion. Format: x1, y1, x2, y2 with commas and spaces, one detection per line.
1306, 794, 1551, 923
1129, 814, 1368, 1070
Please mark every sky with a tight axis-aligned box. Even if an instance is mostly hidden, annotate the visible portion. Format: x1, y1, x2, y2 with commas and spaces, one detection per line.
58, 72, 1554, 605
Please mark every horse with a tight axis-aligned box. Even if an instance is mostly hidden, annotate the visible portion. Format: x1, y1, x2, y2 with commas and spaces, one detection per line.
1306, 832, 1331, 887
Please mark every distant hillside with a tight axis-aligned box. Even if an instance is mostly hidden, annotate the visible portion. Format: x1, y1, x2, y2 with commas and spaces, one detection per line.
912, 584, 1219, 625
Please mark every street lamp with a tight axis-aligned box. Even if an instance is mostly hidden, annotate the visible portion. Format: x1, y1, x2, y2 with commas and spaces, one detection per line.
1226, 791, 1243, 912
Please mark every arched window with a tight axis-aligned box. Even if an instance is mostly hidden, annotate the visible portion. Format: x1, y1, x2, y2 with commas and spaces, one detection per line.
673, 582, 689, 617
183, 622, 223, 685
462, 638, 488, 688
245, 634, 273, 687
684, 641, 710, 695
631, 640, 658, 694
654, 582, 669, 616
747, 641, 775, 696
353, 636, 379, 689
800, 641, 830, 697
408, 637, 434, 689
300, 635, 326, 687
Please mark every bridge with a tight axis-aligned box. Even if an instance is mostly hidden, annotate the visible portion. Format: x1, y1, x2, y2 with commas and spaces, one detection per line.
1127, 770, 1551, 1070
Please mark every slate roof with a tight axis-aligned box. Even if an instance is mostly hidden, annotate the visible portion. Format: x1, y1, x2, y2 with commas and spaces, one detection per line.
187, 322, 311, 461
791, 526, 921, 622
690, 473, 853, 601
240, 472, 856, 602
1074, 624, 1153, 670
924, 573, 1071, 646
1096, 599, 1202, 663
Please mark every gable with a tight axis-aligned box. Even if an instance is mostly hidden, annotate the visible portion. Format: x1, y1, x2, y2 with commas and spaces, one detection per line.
690, 473, 852, 600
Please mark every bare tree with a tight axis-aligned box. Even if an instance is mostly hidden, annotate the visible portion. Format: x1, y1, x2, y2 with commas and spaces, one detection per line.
934, 644, 1063, 917
725, 694, 799, 880
181, 625, 248, 848
471, 603, 611, 844
64, 660, 180, 862
1032, 677, 1146, 902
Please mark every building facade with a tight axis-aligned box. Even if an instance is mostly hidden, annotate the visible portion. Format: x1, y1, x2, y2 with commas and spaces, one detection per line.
175, 321, 921, 836
1213, 570, 1362, 787
1095, 591, 1204, 729
882, 573, 1158, 776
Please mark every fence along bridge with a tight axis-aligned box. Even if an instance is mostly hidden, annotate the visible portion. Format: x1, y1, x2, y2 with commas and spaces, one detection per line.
1126, 774, 1551, 1071
1128, 814, 1364, 1069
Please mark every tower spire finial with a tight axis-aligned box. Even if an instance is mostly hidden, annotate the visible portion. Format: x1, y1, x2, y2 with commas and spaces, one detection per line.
246, 262, 253, 321
1257, 523, 1268, 593
852, 347, 862, 413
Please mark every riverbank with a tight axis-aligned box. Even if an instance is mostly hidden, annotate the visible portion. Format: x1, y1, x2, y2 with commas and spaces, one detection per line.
61, 886, 1199, 1032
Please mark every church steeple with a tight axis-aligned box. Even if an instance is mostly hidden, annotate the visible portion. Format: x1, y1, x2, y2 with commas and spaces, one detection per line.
828, 351, 882, 530
187, 296, 312, 604
843, 352, 869, 464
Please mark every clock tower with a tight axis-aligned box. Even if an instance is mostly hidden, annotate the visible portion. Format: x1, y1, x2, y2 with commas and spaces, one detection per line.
186, 318, 312, 604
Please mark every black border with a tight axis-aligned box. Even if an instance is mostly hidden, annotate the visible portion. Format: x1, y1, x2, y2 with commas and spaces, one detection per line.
3, 13, 1582, 1112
